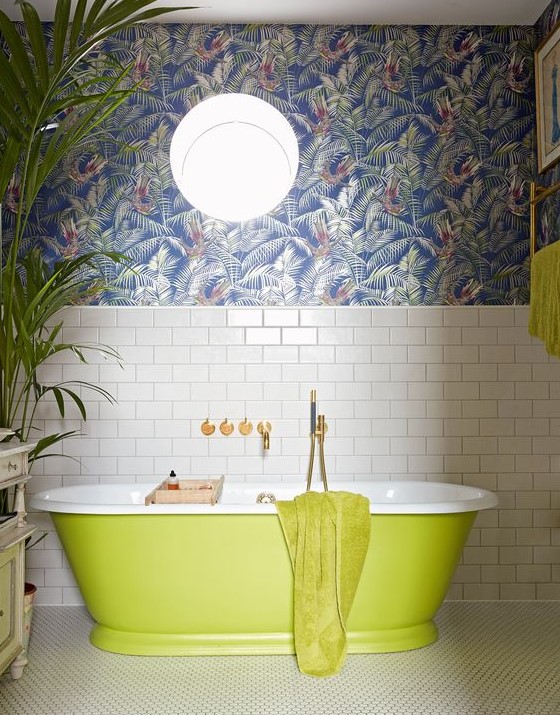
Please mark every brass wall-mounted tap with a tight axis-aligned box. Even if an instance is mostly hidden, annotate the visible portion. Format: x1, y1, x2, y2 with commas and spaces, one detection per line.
257, 421, 271, 450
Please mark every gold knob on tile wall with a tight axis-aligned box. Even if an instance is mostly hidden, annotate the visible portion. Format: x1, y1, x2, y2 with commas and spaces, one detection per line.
238, 418, 253, 436
200, 419, 215, 436
219, 418, 234, 436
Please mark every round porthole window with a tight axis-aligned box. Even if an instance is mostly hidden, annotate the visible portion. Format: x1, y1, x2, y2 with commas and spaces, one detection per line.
169, 94, 299, 222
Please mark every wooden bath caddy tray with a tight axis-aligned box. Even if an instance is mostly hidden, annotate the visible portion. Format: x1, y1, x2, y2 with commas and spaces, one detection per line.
145, 475, 224, 506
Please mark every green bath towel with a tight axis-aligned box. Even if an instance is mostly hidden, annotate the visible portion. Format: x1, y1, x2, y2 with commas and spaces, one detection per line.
529, 240, 560, 359
276, 491, 370, 677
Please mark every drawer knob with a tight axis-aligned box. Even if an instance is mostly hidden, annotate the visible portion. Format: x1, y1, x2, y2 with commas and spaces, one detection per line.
8, 462, 18, 472
0, 609, 4, 617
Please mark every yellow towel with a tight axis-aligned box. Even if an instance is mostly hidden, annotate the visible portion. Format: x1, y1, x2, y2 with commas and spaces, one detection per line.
276, 491, 370, 677
529, 240, 560, 359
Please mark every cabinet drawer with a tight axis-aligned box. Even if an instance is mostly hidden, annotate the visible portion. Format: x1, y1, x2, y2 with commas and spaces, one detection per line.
0, 453, 23, 481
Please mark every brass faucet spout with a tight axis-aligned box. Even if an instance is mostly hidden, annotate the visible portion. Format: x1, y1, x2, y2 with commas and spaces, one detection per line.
257, 421, 271, 450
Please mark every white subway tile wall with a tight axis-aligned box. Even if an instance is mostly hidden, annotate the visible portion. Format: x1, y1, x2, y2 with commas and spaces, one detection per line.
26, 306, 560, 604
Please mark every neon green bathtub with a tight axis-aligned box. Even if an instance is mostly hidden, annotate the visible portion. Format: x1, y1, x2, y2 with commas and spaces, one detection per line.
31, 481, 496, 656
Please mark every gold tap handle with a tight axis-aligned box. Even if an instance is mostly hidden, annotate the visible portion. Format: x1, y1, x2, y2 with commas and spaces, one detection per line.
219, 418, 234, 436
200, 418, 215, 436
238, 418, 253, 436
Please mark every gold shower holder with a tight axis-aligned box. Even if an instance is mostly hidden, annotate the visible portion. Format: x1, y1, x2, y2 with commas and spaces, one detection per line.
306, 389, 329, 492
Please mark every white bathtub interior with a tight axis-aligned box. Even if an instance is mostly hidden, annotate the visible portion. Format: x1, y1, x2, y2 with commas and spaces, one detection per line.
30, 480, 498, 515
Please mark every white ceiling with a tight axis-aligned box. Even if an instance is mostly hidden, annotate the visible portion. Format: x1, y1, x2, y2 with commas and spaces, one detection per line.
0, 0, 553, 25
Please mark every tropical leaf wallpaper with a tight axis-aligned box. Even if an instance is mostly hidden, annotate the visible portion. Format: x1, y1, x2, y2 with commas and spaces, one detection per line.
539, 1, 560, 51
4, 23, 538, 306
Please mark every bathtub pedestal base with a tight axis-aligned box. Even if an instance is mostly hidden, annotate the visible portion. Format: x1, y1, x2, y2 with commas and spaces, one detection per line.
89, 621, 438, 657
348, 621, 438, 654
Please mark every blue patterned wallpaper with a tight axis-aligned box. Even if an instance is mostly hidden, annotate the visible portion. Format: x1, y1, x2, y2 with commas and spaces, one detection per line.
539, 1, 560, 39
6, 24, 536, 305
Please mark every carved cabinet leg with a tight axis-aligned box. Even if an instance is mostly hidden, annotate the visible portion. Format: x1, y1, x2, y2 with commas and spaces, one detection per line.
10, 650, 28, 680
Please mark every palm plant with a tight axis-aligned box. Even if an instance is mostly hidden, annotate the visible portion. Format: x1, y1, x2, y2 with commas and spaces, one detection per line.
0, 0, 194, 473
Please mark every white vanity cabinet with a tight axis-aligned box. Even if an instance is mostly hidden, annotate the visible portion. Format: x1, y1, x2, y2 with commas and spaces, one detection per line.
0, 442, 36, 680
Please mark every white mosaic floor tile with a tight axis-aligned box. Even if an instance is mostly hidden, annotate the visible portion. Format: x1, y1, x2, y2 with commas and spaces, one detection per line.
1, 603, 559, 715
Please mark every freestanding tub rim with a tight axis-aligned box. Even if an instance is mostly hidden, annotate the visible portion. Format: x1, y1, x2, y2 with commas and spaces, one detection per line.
30, 479, 498, 515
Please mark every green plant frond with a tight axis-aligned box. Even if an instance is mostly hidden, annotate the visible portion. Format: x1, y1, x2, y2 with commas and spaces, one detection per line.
29, 430, 81, 462
68, 341, 123, 365
0, 63, 31, 150
46, 321, 63, 343
19, 1, 49, 91
51, 386, 66, 417
0, 56, 34, 137
66, 0, 87, 54
35, 90, 133, 199
12, 249, 127, 331
0, 10, 38, 104
39, 379, 118, 410
1, 0, 198, 249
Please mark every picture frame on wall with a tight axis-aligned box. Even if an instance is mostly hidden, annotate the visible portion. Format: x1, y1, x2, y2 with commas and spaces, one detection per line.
536, 22, 560, 173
